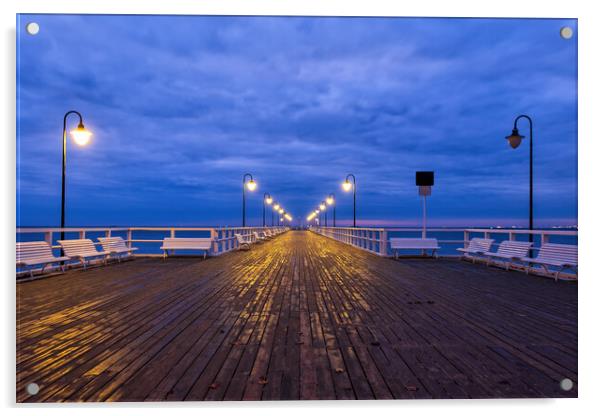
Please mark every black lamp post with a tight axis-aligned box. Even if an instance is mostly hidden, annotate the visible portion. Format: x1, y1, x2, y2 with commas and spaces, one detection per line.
242, 173, 256, 227
263, 193, 272, 227
505, 115, 534, 243
326, 193, 336, 227
61, 110, 92, 242
342, 174, 357, 227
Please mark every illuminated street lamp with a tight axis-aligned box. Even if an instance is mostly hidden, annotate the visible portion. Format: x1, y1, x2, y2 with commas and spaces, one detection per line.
505, 114, 534, 243
60, 110, 92, 243
319, 201, 327, 226
242, 173, 256, 227
326, 193, 336, 227
263, 193, 272, 227
342, 174, 357, 227
272, 203, 280, 226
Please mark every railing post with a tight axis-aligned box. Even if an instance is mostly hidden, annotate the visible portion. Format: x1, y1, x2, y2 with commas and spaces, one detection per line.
210, 228, 218, 256
380, 229, 388, 256
79, 230, 85, 239
464, 230, 469, 249
127, 229, 132, 249
45, 231, 52, 245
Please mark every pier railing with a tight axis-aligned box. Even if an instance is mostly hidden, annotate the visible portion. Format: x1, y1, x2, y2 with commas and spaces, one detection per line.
310, 226, 578, 258
16, 226, 289, 257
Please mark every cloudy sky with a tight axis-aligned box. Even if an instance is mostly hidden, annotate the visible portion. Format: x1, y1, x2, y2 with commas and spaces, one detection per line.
16, 15, 577, 227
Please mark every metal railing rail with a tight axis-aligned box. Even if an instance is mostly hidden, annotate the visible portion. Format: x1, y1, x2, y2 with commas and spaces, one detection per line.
16, 226, 290, 256
310, 226, 578, 257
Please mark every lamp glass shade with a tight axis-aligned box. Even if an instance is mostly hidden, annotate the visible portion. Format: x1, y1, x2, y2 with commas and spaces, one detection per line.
273, 204, 280, 210
246, 179, 257, 191
326, 196, 334, 205
506, 128, 524, 149
70, 125, 92, 146
342, 180, 352, 192
319, 203, 326, 211
265, 196, 273, 205
279, 209, 284, 214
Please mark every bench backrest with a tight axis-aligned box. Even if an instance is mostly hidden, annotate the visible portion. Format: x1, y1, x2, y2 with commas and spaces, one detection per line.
390, 238, 439, 249
58, 239, 100, 257
254, 231, 267, 239
98, 236, 129, 252
235, 233, 254, 244
466, 238, 494, 252
17, 241, 54, 262
495, 240, 532, 257
536, 243, 578, 265
162, 238, 212, 249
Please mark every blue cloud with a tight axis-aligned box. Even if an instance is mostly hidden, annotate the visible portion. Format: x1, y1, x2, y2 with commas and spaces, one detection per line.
16, 15, 577, 227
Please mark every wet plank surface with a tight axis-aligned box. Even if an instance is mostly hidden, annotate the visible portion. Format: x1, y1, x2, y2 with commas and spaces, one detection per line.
16, 230, 577, 402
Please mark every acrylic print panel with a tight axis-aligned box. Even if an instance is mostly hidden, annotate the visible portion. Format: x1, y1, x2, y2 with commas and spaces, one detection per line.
16, 14, 577, 402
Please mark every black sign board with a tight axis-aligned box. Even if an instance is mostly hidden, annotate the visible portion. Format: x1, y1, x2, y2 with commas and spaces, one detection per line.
416, 171, 434, 187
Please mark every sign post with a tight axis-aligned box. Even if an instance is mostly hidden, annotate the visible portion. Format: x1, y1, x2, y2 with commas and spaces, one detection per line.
416, 171, 435, 239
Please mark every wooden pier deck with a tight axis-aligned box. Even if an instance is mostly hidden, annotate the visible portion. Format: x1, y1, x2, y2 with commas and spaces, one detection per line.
16, 230, 577, 402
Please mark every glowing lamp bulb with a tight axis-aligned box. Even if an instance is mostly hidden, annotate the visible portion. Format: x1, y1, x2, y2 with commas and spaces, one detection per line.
265, 197, 273, 205
279, 209, 284, 214
70, 124, 92, 146
319, 203, 326, 211
342, 180, 352, 192
326, 196, 334, 205
246, 179, 257, 191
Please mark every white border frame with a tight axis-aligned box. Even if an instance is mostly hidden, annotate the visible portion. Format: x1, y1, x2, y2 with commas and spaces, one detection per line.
3, 1, 601, 415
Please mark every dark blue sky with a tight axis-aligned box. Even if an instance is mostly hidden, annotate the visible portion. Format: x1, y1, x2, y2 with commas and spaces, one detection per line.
16, 15, 577, 227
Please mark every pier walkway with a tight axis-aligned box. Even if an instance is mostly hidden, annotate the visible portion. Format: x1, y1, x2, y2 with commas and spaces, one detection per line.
17, 230, 577, 401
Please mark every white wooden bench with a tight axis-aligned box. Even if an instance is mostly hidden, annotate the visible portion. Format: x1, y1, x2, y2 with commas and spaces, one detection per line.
235, 233, 255, 250
253, 231, 266, 243
483, 240, 532, 270
389, 238, 440, 258
58, 239, 111, 269
159, 238, 213, 259
16, 241, 70, 277
98, 236, 138, 262
457, 238, 494, 262
519, 243, 578, 280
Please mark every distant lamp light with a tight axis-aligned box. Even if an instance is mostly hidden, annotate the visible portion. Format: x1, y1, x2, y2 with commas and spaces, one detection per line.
279, 208, 284, 214
70, 123, 92, 146
505, 127, 524, 149
342, 180, 352, 192
326, 196, 334, 205
246, 179, 257, 191
274, 204, 280, 211
314, 210, 319, 214
265, 196, 273, 205
319, 202, 326, 211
